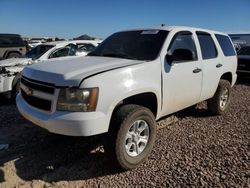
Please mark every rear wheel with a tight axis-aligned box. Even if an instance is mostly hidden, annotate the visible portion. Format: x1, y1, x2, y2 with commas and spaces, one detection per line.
7, 52, 21, 59
207, 79, 231, 115
109, 104, 156, 170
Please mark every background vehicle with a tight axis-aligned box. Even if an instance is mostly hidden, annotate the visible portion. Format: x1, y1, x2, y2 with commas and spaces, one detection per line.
0, 40, 101, 99
237, 46, 250, 76
16, 26, 237, 170
0, 34, 27, 60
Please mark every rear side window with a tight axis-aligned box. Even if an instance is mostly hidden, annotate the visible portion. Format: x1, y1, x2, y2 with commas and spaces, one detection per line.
215, 34, 236, 56
0, 36, 24, 47
196, 32, 217, 59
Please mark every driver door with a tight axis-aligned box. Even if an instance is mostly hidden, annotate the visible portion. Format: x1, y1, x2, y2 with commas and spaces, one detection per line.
162, 31, 202, 115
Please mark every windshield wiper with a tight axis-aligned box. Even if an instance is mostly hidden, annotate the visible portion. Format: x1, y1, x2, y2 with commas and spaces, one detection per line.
101, 53, 136, 60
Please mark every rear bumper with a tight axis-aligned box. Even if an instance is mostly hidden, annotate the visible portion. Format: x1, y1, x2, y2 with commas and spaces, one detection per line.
16, 94, 109, 136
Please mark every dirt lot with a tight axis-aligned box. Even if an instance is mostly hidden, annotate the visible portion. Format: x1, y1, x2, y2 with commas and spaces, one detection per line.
0, 78, 249, 188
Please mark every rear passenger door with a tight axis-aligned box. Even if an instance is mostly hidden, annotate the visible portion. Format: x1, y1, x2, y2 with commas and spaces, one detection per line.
162, 31, 202, 115
196, 31, 222, 100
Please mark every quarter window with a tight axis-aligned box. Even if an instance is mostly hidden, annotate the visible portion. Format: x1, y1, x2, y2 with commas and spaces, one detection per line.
196, 32, 217, 59
215, 34, 236, 56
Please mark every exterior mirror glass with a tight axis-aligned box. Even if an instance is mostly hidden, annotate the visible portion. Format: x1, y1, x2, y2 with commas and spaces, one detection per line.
166, 49, 194, 64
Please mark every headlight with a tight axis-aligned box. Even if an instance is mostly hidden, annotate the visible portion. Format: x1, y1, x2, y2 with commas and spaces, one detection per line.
56, 88, 98, 112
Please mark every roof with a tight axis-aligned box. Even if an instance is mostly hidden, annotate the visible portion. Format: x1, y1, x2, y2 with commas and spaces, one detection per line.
0, 33, 21, 37
43, 40, 101, 46
229, 34, 250, 36
122, 25, 228, 36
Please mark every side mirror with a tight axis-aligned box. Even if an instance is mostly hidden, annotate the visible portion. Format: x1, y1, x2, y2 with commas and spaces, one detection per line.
166, 49, 194, 64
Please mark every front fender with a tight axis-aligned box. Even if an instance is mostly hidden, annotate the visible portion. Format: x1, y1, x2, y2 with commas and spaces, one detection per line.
80, 60, 162, 131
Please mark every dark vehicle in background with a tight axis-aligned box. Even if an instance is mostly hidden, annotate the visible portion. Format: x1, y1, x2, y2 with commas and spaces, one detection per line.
237, 46, 250, 75
229, 34, 250, 51
0, 34, 28, 60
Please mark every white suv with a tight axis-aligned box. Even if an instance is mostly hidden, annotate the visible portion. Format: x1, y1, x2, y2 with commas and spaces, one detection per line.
0, 40, 100, 99
16, 26, 237, 169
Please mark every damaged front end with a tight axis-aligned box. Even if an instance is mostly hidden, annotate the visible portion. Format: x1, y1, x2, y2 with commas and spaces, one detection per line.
0, 64, 25, 77
0, 60, 32, 99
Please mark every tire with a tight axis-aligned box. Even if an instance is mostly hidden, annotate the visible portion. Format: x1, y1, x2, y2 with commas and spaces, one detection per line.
7, 52, 21, 59
109, 104, 156, 170
207, 79, 231, 115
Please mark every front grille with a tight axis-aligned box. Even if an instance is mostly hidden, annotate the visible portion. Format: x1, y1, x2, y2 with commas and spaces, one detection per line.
20, 76, 55, 111
21, 89, 52, 111
21, 76, 55, 94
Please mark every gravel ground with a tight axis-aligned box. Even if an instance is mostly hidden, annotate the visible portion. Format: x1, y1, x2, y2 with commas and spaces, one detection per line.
0, 79, 249, 188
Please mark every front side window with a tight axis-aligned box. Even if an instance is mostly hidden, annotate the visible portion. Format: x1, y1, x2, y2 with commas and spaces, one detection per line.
196, 32, 217, 59
88, 30, 168, 61
168, 31, 198, 62
215, 34, 236, 56
77, 43, 96, 52
49, 44, 76, 59
25, 45, 54, 59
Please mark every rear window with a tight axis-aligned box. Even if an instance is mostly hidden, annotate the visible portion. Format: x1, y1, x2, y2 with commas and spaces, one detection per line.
0, 36, 24, 47
196, 32, 217, 59
215, 34, 236, 56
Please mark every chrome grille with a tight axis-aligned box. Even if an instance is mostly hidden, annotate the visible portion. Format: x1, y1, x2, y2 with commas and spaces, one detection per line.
20, 76, 55, 111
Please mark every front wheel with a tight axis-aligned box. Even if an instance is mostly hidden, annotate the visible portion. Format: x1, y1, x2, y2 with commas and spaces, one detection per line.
207, 79, 231, 115
111, 104, 156, 170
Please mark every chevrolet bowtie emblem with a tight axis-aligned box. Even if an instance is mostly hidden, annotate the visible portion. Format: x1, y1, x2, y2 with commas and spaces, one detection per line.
23, 85, 33, 96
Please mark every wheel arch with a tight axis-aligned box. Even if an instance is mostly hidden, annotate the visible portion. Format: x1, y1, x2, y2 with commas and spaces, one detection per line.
5, 51, 22, 58
109, 92, 159, 129
220, 72, 233, 85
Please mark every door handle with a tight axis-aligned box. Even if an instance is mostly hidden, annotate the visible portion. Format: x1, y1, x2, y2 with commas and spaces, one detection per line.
216, 63, 223, 68
193, 68, 202, 73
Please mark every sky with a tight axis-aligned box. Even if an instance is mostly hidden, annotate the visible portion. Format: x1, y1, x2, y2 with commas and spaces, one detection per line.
0, 0, 250, 39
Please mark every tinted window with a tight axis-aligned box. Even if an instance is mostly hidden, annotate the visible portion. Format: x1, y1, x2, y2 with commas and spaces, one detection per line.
168, 31, 197, 61
237, 46, 250, 55
25, 45, 54, 59
49, 44, 76, 59
215, 34, 236, 56
0, 36, 24, 47
197, 32, 217, 59
88, 30, 168, 61
77, 43, 96, 52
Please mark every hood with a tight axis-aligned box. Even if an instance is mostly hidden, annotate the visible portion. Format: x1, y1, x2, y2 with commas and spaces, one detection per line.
23, 56, 144, 86
0, 58, 32, 67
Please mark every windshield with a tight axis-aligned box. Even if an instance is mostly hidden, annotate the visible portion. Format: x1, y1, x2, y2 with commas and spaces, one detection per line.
88, 30, 168, 61
238, 46, 250, 55
25, 44, 55, 59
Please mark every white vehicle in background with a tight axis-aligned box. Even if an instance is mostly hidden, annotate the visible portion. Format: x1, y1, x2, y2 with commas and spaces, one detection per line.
0, 40, 101, 99
28, 40, 43, 48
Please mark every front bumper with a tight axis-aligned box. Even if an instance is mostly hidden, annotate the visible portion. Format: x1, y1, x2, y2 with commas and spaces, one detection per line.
16, 94, 108, 136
